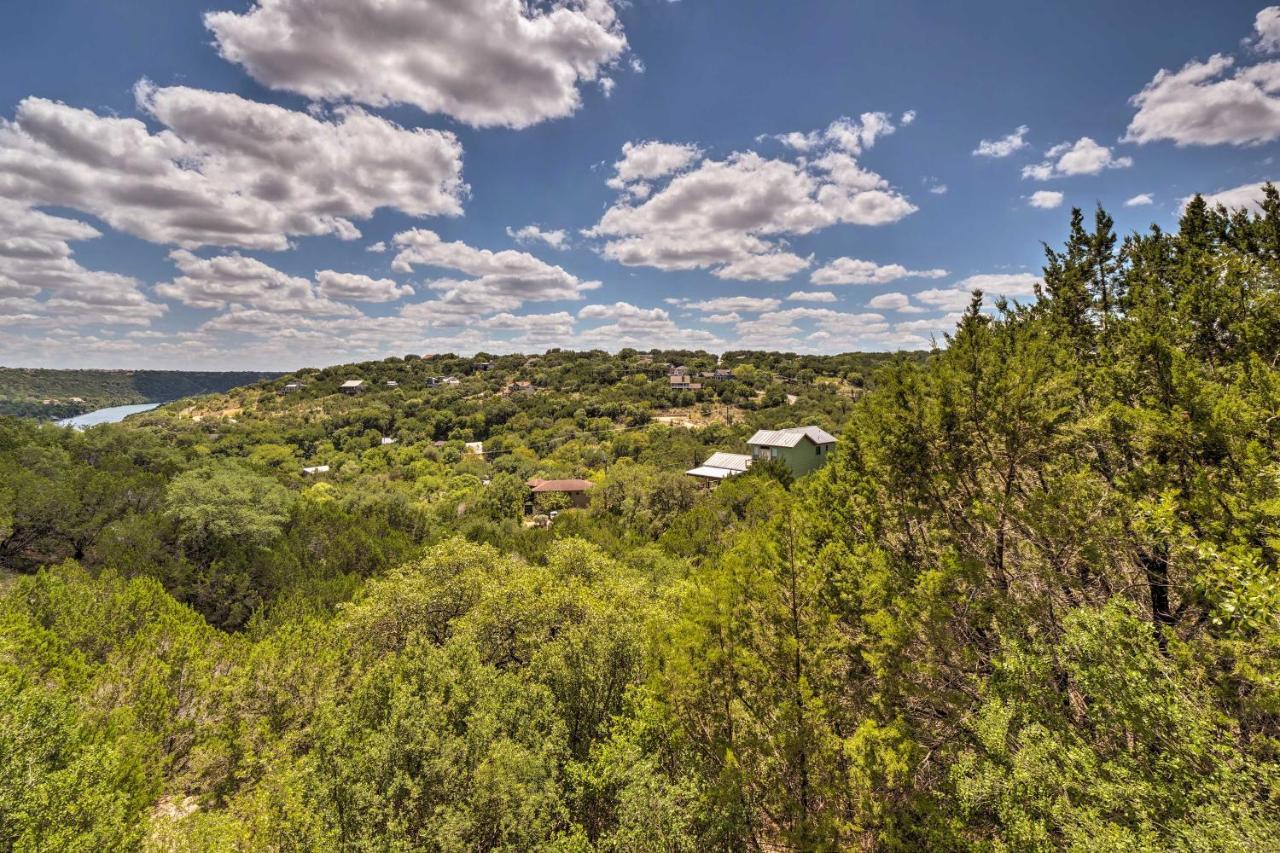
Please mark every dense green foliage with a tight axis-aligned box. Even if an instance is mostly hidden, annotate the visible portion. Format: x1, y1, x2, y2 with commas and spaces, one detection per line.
0, 368, 280, 419
5, 192, 1280, 849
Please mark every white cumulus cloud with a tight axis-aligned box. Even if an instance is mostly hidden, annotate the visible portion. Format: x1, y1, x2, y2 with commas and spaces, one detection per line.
915, 273, 1041, 312
1185, 180, 1276, 214
588, 116, 918, 282
0, 83, 466, 251
687, 296, 782, 314
157, 250, 359, 315
607, 141, 703, 188
1126, 19, 1280, 148
810, 257, 947, 286
787, 290, 837, 302
0, 201, 165, 328
507, 225, 569, 250
867, 292, 915, 311
1252, 6, 1280, 53
391, 229, 599, 312
206, 0, 629, 129
576, 300, 723, 349
973, 125, 1029, 158
1028, 190, 1064, 209
1022, 137, 1133, 180
315, 270, 414, 303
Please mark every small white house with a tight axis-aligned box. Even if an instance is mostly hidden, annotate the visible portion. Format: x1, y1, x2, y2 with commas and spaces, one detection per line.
302, 465, 331, 475
340, 379, 365, 394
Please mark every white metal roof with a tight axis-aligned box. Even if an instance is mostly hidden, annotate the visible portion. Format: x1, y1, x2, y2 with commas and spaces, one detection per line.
686, 452, 753, 480
703, 452, 753, 472
340, 379, 364, 388
747, 426, 838, 448
686, 465, 741, 480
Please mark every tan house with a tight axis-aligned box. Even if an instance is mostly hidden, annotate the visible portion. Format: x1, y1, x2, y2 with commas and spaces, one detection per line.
669, 375, 703, 391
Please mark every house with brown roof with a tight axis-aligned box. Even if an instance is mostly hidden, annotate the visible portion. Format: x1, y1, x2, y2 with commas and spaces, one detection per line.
526, 477, 595, 510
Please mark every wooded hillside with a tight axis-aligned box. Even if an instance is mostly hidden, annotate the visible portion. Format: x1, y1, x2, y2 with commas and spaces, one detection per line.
0, 368, 281, 419
3, 192, 1280, 849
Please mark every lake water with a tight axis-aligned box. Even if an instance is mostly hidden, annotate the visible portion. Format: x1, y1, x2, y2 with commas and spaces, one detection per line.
57, 402, 162, 429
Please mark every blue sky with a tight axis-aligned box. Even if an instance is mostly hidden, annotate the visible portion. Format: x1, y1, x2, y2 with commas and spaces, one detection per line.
1, 0, 1277, 368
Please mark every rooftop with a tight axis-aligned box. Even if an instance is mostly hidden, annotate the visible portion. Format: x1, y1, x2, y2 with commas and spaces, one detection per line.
747, 426, 838, 448
686, 466, 740, 480
527, 478, 595, 493
703, 452, 753, 472
686, 451, 753, 480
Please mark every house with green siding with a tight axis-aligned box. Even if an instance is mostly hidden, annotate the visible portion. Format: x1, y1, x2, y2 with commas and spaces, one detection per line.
747, 426, 837, 478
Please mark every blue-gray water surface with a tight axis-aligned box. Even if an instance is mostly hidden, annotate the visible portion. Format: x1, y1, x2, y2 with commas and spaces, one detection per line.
57, 402, 161, 429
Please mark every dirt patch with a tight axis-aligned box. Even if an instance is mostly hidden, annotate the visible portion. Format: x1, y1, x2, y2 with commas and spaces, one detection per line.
653, 404, 737, 428
179, 400, 243, 420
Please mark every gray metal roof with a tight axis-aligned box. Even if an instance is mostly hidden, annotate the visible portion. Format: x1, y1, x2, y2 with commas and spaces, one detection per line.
747, 426, 838, 448
703, 452, 753, 472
